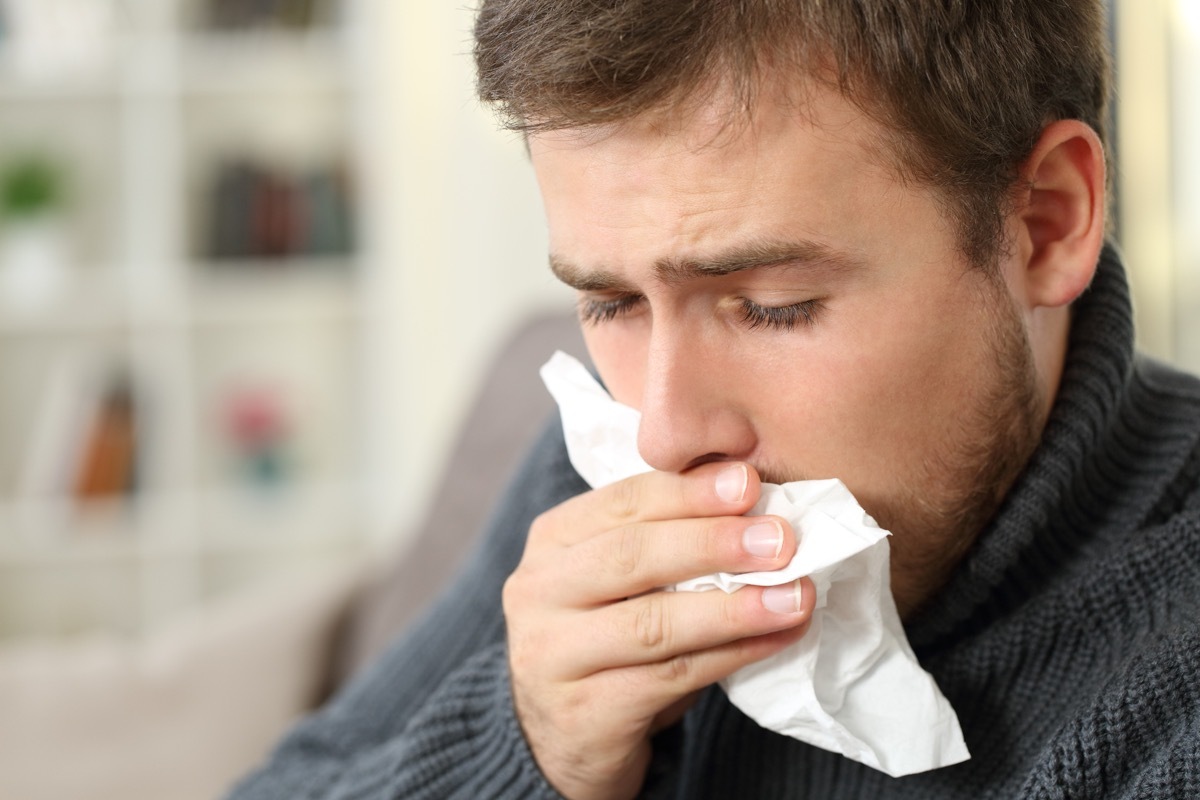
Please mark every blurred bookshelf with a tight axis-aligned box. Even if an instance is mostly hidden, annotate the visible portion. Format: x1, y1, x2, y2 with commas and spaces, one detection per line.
0, 0, 387, 640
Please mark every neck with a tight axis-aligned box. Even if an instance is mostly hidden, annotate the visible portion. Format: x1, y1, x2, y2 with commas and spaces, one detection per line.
1030, 304, 1072, 422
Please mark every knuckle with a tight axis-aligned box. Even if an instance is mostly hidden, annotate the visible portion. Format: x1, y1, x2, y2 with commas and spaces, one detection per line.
677, 472, 700, 511
613, 525, 644, 577
652, 652, 694, 684
527, 510, 555, 544
502, 571, 531, 615
609, 477, 642, 521
633, 594, 670, 651
717, 593, 742, 631
501, 573, 518, 608
505, 614, 549, 675
700, 517, 737, 564
557, 682, 590, 719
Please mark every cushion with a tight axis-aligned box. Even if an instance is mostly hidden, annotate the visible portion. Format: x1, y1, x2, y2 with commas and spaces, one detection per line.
0, 558, 362, 800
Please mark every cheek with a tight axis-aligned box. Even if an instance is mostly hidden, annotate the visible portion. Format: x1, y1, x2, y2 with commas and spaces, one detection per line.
832, 293, 994, 452
582, 324, 648, 408
753, 288, 989, 473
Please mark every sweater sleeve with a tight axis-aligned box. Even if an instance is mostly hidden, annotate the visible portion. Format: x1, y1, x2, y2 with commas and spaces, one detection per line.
225, 417, 588, 800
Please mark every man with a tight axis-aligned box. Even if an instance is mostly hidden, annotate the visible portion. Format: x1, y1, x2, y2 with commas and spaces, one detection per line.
231, 1, 1200, 798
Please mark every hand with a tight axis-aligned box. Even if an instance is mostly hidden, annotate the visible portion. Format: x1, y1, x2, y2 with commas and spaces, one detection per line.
503, 462, 815, 800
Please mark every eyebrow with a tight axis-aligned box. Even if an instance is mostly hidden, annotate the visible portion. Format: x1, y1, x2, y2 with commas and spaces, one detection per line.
548, 239, 866, 292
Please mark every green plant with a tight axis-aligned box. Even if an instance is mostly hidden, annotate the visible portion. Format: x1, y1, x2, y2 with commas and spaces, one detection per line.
1, 155, 65, 219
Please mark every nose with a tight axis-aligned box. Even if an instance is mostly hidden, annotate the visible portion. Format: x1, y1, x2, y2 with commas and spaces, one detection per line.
635, 325, 757, 473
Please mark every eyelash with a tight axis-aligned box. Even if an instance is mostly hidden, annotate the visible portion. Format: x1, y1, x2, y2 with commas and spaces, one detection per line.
578, 295, 643, 325
577, 295, 823, 331
740, 298, 823, 331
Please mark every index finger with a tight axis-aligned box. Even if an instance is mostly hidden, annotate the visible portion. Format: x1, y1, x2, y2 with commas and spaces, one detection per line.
548, 461, 762, 546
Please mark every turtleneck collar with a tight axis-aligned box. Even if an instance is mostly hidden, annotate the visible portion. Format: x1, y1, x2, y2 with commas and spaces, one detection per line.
907, 242, 1144, 652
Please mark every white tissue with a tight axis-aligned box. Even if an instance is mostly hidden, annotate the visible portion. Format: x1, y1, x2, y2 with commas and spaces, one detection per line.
540, 351, 970, 777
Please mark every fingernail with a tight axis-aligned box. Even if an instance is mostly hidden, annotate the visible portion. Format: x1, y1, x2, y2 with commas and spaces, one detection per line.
715, 464, 747, 504
761, 581, 804, 615
742, 520, 783, 559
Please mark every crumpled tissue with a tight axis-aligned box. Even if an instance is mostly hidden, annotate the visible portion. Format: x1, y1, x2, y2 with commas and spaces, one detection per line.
540, 350, 970, 777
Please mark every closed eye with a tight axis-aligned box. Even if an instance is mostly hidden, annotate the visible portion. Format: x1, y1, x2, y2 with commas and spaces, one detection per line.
739, 298, 824, 331
577, 294, 824, 331
577, 294, 645, 325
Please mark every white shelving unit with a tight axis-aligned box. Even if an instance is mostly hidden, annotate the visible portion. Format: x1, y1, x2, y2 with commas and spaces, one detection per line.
0, 0, 391, 640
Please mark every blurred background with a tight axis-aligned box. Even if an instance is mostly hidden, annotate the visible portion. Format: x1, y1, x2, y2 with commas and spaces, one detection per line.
0, 2, 570, 796
0, 0, 569, 642
0, 0, 1196, 798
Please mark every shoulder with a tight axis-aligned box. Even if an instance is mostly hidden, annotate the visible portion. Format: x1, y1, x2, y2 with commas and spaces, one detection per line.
1021, 611, 1200, 799
502, 413, 591, 521
1127, 355, 1200, 519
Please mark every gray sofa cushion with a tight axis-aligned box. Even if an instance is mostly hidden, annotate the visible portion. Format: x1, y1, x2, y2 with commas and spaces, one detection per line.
330, 312, 588, 686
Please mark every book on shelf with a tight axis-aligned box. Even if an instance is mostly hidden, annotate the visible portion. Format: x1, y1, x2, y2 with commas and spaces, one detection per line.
18, 355, 140, 508
205, 158, 355, 263
202, 0, 340, 33
72, 374, 138, 500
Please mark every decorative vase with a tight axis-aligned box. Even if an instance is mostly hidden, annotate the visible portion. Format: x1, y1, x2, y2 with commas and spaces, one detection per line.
0, 215, 69, 310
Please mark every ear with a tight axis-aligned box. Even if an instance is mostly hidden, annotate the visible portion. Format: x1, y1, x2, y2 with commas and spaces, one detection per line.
1011, 119, 1106, 308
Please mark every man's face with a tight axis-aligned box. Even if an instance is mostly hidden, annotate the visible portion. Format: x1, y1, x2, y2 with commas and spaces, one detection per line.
530, 84, 1045, 612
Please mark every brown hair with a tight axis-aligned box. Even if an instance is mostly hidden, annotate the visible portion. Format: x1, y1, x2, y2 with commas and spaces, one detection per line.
474, 0, 1112, 269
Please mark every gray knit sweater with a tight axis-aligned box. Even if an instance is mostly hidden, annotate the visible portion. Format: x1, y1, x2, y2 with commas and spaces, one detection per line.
229, 245, 1200, 799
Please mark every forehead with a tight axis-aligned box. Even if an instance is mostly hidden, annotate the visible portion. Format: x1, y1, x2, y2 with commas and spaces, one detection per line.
531, 80, 888, 176
527, 82, 908, 269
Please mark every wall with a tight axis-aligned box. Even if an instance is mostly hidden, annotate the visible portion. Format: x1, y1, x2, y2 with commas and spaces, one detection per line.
364, 0, 573, 544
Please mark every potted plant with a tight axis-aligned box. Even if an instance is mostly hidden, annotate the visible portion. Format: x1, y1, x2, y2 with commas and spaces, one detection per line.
0, 152, 70, 308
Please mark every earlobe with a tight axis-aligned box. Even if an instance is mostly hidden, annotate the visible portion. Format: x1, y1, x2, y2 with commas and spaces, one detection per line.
1014, 119, 1106, 309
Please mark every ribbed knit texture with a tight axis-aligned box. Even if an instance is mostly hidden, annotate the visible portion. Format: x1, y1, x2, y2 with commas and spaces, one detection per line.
228, 244, 1200, 799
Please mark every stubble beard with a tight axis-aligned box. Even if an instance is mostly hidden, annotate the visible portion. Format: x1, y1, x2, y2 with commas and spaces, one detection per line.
879, 275, 1045, 617
754, 272, 1046, 618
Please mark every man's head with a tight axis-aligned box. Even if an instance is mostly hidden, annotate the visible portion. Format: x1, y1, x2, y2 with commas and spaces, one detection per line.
475, 1, 1110, 612
476, 0, 1111, 270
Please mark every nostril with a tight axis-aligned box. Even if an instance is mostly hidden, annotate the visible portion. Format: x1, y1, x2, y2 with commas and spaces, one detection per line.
635, 386, 757, 474
683, 453, 736, 471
